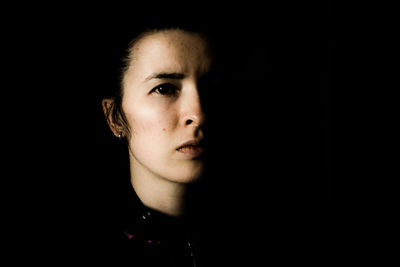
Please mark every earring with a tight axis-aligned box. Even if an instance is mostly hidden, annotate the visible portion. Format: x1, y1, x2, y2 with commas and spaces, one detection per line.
117, 132, 122, 140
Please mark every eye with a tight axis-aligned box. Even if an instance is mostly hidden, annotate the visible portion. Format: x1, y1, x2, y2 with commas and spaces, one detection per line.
150, 83, 178, 96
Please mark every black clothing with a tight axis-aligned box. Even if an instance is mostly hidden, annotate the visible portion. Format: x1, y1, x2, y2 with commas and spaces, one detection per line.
69, 179, 329, 266
109, 185, 202, 267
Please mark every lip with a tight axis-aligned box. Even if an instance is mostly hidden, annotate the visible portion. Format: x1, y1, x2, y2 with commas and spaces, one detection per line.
176, 139, 204, 158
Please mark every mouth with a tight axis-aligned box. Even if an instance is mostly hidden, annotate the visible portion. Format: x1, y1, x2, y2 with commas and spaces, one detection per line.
176, 140, 204, 158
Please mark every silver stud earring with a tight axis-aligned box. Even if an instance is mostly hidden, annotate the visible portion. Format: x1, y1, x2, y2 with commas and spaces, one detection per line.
118, 132, 122, 140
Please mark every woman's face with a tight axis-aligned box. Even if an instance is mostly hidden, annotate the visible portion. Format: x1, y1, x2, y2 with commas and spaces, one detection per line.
121, 30, 212, 184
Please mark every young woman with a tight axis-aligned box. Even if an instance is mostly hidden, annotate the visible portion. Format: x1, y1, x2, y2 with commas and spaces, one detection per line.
101, 24, 219, 266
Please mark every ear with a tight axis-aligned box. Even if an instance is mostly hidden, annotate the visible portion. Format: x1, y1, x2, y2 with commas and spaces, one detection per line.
102, 98, 122, 137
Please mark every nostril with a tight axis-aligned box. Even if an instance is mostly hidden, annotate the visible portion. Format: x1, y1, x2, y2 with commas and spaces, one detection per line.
186, 119, 193, 125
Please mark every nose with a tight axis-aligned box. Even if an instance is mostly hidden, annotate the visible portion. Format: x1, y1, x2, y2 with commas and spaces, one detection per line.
181, 88, 206, 128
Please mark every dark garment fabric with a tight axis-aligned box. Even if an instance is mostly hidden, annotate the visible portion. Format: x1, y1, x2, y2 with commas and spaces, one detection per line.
75, 183, 208, 267
20, 179, 330, 266
48, 175, 329, 266
114, 186, 199, 267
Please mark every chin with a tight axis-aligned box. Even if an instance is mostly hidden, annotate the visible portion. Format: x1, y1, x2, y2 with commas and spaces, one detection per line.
169, 163, 204, 184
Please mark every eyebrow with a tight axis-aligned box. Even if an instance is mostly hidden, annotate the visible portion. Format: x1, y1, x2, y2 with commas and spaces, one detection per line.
144, 72, 185, 82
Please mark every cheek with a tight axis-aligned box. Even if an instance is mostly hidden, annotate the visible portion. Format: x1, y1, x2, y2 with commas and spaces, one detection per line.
127, 106, 179, 161
127, 105, 178, 137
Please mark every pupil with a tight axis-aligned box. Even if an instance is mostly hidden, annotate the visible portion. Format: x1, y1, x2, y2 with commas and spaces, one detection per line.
159, 85, 172, 94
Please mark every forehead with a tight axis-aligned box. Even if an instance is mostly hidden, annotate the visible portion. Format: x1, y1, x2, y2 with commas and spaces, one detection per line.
126, 30, 212, 80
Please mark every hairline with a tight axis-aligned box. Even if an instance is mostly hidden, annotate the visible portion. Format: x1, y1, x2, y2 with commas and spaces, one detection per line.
120, 28, 209, 91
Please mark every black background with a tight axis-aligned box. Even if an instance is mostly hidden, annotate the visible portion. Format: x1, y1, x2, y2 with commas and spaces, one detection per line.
2, 1, 352, 264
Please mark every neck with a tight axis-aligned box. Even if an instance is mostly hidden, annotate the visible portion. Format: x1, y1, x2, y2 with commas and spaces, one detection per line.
130, 160, 188, 217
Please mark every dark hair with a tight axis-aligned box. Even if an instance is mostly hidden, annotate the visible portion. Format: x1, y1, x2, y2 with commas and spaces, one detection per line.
102, 22, 218, 140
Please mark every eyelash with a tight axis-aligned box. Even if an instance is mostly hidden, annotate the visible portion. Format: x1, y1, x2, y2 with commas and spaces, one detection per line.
150, 83, 178, 96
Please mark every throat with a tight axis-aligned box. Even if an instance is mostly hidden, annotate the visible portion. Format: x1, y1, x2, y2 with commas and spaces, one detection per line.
130, 173, 189, 217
